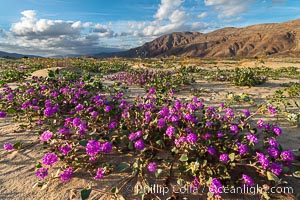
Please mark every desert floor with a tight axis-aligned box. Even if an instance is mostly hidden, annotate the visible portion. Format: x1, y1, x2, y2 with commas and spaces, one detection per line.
0, 58, 299, 200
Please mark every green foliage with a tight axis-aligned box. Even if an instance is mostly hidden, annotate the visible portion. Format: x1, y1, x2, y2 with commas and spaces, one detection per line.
230, 67, 267, 86
0, 68, 28, 83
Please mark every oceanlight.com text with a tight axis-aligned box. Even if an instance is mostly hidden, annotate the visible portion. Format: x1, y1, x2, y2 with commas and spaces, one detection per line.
128, 184, 294, 196
213, 184, 294, 195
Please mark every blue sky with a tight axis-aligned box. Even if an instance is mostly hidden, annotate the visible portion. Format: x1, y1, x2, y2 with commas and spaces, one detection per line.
0, 0, 299, 56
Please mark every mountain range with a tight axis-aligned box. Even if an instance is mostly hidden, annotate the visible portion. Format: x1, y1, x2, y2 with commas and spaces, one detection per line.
0, 51, 41, 59
95, 19, 300, 58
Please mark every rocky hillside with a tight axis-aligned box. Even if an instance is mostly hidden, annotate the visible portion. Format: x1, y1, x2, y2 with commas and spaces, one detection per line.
0, 51, 40, 58
95, 19, 300, 58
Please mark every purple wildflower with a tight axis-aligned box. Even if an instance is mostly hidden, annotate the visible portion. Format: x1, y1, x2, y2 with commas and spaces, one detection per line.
7, 93, 13, 101
169, 115, 180, 122
246, 134, 258, 143
128, 132, 138, 141
217, 132, 223, 138
242, 174, 254, 186
166, 126, 176, 138
59, 143, 72, 155
59, 167, 73, 182
108, 121, 117, 130
219, 103, 225, 109
101, 142, 113, 153
184, 113, 197, 124
134, 139, 145, 150
267, 147, 279, 159
36, 168, 48, 179
201, 133, 211, 140
104, 105, 112, 112
269, 162, 282, 175
219, 154, 229, 163
280, 150, 294, 161
86, 107, 93, 113
175, 136, 186, 147
268, 106, 276, 116
37, 120, 42, 125
187, 103, 197, 111
257, 119, 264, 129
147, 162, 157, 173
75, 104, 84, 111
159, 106, 169, 117
0, 111, 7, 118
72, 117, 81, 127
225, 108, 234, 118
90, 111, 98, 118
157, 118, 165, 129
40, 130, 53, 142
94, 168, 105, 179
272, 126, 282, 135
207, 146, 216, 156
230, 124, 239, 134
3, 142, 13, 150
149, 88, 156, 94
238, 144, 248, 156
174, 100, 181, 110
44, 107, 54, 117
268, 138, 278, 147
89, 156, 97, 163
86, 140, 101, 156
58, 127, 70, 135
206, 121, 212, 127
209, 178, 223, 195
256, 153, 270, 169
41, 153, 58, 166
187, 133, 198, 143
242, 109, 250, 118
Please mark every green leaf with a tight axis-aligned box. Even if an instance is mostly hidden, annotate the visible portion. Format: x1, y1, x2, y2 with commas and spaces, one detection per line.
229, 153, 235, 161
48, 70, 55, 78
7, 108, 16, 115
267, 171, 279, 182
36, 162, 42, 169
0, 80, 5, 86
81, 188, 92, 200
128, 142, 133, 150
13, 141, 22, 149
155, 139, 164, 146
203, 159, 207, 167
116, 162, 130, 172
110, 187, 119, 194
155, 169, 163, 178
179, 154, 188, 162
79, 140, 88, 147
278, 144, 283, 152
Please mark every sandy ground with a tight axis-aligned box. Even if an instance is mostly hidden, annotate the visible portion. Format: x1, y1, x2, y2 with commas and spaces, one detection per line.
1, 62, 300, 200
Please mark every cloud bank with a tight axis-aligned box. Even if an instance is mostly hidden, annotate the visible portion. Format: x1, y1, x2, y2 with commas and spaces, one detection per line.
0, 0, 289, 56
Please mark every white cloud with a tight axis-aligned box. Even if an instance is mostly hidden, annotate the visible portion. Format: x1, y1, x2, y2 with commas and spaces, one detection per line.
197, 12, 208, 19
11, 10, 83, 38
140, 0, 208, 37
204, 0, 254, 18
2, 10, 121, 56
155, 0, 184, 20
169, 10, 187, 23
